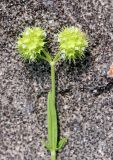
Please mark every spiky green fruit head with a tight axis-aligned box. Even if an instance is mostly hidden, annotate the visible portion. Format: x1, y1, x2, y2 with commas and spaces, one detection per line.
17, 27, 46, 61
58, 27, 88, 61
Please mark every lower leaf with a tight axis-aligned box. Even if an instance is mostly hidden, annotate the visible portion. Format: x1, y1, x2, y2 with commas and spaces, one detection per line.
42, 140, 51, 151
57, 138, 67, 151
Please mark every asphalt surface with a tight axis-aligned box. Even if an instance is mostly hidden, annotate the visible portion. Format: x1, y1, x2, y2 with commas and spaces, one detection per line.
0, 0, 113, 159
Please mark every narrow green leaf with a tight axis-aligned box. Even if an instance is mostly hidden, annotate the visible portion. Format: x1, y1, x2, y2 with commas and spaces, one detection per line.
50, 91, 57, 150
47, 90, 57, 151
57, 138, 67, 151
47, 91, 52, 149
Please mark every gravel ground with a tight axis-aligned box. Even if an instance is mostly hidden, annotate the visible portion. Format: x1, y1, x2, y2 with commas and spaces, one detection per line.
0, 0, 113, 160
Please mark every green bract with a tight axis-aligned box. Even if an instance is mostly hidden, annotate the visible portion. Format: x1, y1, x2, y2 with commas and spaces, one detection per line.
17, 27, 46, 61
58, 27, 88, 61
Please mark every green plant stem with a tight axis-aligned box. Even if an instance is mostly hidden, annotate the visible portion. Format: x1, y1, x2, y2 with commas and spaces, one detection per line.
42, 49, 52, 61
39, 55, 50, 63
51, 151, 56, 160
50, 61, 57, 160
51, 62, 55, 102
53, 52, 61, 62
